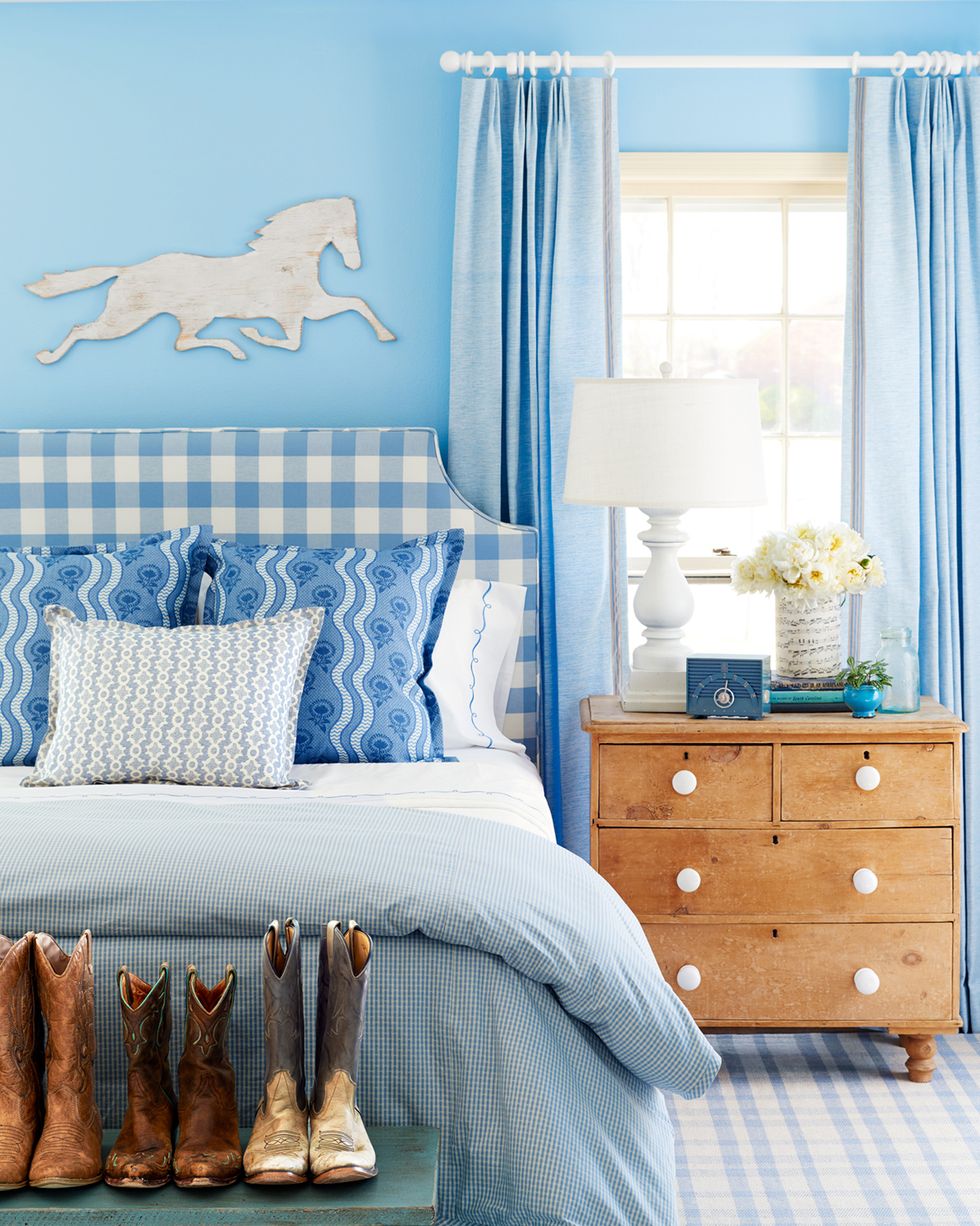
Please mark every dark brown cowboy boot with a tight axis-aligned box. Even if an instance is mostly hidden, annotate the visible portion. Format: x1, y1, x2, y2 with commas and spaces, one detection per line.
0, 934, 41, 1191
29, 932, 103, 1189
309, 921, 376, 1184
173, 964, 242, 1188
244, 920, 308, 1185
104, 964, 177, 1188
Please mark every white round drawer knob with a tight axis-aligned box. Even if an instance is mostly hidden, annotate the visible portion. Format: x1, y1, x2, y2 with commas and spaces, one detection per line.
855, 765, 881, 791
671, 769, 698, 796
852, 867, 879, 895
676, 867, 702, 893
676, 964, 702, 992
853, 967, 881, 996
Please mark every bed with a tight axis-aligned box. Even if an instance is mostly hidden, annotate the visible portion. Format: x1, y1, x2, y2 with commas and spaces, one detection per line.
0, 427, 720, 1226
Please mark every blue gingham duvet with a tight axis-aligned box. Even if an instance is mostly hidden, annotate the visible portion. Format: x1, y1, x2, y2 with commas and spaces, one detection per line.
0, 797, 720, 1225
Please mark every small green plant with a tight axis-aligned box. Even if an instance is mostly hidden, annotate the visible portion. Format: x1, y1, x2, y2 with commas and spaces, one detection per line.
835, 656, 893, 690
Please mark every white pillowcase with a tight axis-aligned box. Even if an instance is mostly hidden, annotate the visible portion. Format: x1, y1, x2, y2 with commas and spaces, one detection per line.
428, 578, 526, 753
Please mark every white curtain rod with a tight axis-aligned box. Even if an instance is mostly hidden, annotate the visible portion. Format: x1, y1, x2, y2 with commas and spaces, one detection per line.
440, 49, 978, 77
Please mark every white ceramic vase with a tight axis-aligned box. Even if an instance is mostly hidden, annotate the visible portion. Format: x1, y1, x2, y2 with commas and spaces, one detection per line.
774, 594, 842, 679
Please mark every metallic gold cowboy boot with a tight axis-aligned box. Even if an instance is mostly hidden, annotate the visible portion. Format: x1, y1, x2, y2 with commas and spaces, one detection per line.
104, 964, 177, 1188
29, 932, 103, 1189
244, 920, 308, 1185
309, 921, 376, 1184
0, 934, 42, 1191
172, 965, 242, 1188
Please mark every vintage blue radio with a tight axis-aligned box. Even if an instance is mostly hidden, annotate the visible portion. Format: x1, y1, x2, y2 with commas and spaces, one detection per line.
686, 654, 771, 719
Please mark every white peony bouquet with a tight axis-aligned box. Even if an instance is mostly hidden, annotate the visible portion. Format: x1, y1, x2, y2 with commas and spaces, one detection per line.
732, 522, 885, 603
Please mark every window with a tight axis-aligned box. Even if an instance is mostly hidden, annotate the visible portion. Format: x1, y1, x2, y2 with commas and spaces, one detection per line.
620, 153, 848, 656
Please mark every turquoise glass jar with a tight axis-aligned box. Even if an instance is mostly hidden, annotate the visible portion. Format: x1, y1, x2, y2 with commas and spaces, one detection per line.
879, 627, 920, 714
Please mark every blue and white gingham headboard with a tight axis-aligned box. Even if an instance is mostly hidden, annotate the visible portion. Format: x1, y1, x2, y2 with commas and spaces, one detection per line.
0, 427, 539, 759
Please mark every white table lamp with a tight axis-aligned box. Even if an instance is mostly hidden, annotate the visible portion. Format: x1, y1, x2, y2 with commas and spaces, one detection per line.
564, 371, 765, 711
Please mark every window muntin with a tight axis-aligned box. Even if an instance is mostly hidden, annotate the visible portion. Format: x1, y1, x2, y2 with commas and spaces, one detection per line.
620, 154, 847, 655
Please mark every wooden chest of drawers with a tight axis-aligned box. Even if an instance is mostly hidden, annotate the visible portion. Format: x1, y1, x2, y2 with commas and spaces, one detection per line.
581, 695, 967, 1081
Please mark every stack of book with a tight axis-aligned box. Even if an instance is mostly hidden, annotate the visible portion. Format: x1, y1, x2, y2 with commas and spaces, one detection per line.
770, 673, 848, 713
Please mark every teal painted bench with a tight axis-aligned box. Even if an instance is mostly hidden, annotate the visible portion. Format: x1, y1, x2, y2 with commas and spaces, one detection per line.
0, 1128, 438, 1225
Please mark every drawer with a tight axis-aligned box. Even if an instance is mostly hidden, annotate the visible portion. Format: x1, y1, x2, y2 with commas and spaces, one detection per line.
599, 827, 953, 919
598, 743, 772, 825
782, 743, 954, 823
645, 922, 954, 1024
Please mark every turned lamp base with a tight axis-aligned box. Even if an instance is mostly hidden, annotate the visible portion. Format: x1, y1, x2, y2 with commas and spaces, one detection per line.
621, 507, 693, 713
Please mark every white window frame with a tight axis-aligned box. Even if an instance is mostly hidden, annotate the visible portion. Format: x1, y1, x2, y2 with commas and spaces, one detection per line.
620, 152, 848, 582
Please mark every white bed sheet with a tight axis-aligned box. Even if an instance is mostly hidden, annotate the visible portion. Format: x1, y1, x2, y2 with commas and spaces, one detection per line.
0, 748, 555, 841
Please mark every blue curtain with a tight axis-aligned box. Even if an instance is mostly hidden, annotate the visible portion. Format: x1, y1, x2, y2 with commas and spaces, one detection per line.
843, 76, 980, 1026
447, 77, 622, 856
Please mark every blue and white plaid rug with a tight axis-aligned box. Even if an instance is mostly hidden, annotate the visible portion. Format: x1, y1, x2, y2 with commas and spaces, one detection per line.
668, 1033, 980, 1225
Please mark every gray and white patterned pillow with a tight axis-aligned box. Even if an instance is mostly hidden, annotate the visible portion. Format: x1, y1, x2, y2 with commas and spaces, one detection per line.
24, 604, 324, 789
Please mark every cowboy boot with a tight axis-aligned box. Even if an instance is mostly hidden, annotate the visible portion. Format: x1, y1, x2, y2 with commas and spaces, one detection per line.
173, 964, 242, 1188
309, 921, 376, 1184
104, 964, 177, 1188
244, 920, 308, 1185
29, 932, 102, 1189
0, 934, 41, 1191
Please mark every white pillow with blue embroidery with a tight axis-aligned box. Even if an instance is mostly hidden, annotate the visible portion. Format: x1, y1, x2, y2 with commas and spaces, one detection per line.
427, 578, 527, 754
204, 530, 464, 764
24, 604, 323, 789
0, 525, 211, 766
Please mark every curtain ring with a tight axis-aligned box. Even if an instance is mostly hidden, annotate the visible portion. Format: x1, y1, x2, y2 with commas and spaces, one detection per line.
891, 51, 907, 78
966, 52, 975, 77
516, 51, 525, 77
482, 51, 495, 77
561, 51, 573, 77
463, 50, 474, 76
505, 52, 517, 78
914, 50, 931, 76
850, 51, 860, 78
549, 50, 561, 76
528, 51, 538, 77
602, 50, 616, 77
930, 51, 943, 76
941, 51, 956, 77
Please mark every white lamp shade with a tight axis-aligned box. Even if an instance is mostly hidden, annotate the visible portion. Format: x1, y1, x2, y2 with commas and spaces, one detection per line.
564, 377, 765, 509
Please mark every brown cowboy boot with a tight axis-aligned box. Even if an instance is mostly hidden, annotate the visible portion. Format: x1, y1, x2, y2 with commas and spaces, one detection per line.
173, 965, 242, 1188
29, 932, 103, 1189
309, 921, 376, 1184
244, 920, 308, 1184
104, 964, 177, 1188
0, 934, 41, 1191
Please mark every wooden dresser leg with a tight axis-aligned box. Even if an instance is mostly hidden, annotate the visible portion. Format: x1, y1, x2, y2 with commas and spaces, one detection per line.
899, 1034, 937, 1083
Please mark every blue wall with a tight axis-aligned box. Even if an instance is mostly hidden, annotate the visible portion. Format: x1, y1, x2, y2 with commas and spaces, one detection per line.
1, 0, 974, 441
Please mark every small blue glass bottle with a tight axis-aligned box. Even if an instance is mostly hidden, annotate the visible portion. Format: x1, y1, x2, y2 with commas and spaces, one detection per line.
878, 627, 920, 713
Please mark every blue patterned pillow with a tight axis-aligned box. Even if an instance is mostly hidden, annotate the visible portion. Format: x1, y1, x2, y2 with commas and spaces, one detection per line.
25, 604, 324, 789
0, 524, 210, 766
204, 531, 464, 764
10, 529, 211, 623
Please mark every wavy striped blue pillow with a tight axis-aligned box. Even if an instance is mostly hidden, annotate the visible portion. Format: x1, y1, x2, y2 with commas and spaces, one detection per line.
204, 530, 464, 764
11, 530, 211, 625
0, 524, 211, 766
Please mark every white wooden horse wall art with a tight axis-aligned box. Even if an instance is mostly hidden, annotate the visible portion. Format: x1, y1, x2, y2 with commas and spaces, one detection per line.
24, 197, 395, 362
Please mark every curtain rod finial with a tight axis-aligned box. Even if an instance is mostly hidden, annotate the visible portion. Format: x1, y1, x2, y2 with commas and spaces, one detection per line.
440, 50, 462, 73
